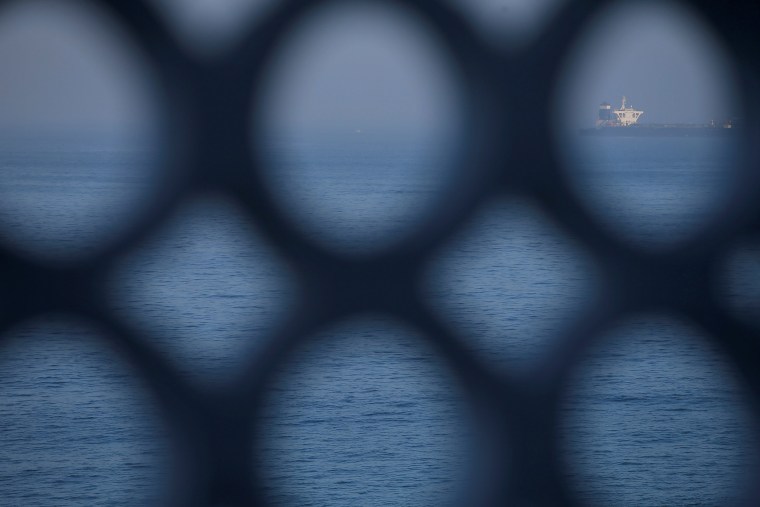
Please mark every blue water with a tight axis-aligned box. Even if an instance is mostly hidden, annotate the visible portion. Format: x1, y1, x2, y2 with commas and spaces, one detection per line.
568, 136, 737, 248
0, 135, 757, 506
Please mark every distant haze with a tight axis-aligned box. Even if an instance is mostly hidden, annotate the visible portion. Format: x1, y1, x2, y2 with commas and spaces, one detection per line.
0, 0, 739, 135
257, 2, 464, 141
558, 1, 738, 129
0, 1, 157, 136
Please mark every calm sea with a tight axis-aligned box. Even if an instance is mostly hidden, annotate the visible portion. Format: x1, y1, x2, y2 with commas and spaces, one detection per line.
0, 135, 757, 506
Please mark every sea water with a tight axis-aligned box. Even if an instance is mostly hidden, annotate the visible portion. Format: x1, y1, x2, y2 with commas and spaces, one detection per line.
0, 135, 757, 506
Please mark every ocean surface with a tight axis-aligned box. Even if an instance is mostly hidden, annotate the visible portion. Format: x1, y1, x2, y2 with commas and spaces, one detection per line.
0, 134, 758, 506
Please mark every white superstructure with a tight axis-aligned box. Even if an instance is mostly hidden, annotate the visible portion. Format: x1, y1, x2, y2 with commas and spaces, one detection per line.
612, 96, 643, 126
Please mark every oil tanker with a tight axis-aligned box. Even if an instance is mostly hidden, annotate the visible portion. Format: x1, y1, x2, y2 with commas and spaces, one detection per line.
579, 96, 739, 137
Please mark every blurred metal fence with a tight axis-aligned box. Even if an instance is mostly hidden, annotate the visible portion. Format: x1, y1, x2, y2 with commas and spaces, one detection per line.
1, 0, 760, 504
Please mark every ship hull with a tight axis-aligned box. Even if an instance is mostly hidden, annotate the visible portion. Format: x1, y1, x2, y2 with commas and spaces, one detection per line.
579, 126, 736, 137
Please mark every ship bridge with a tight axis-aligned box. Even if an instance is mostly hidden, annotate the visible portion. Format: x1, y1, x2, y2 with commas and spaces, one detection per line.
613, 96, 643, 126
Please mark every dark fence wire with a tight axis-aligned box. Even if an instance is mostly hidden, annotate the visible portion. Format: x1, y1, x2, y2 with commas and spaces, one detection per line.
1, 0, 760, 505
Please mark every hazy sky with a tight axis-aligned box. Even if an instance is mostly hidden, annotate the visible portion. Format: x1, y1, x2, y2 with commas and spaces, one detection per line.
0, 0, 739, 134
0, 0, 157, 134
153, 0, 565, 51
558, 1, 737, 128
258, 2, 463, 139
